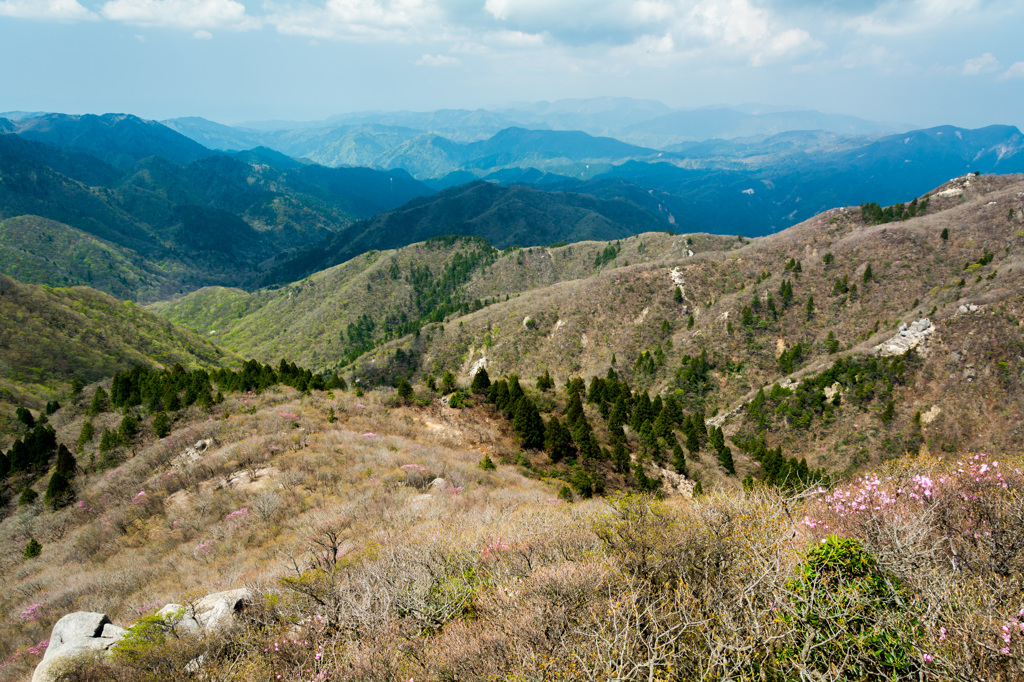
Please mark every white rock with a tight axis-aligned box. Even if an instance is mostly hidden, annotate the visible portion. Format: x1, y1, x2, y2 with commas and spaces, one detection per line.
33, 612, 124, 682
875, 318, 933, 356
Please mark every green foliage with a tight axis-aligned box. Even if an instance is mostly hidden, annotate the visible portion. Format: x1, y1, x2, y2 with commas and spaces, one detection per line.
448, 390, 469, 408
16, 406, 35, 429
570, 467, 594, 498
782, 536, 921, 679
152, 412, 171, 438
777, 341, 806, 374
861, 196, 924, 225
470, 367, 491, 394
118, 413, 140, 441
112, 609, 183, 665
544, 416, 576, 463
536, 370, 554, 392
396, 377, 414, 402
674, 350, 713, 410
87, 386, 110, 417
557, 484, 573, 502
56, 444, 76, 478
23, 538, 42, 559
478, 454, 497, 470
44, 471, 75, 510
674, 286, 683, 303
822, 252, 834, 266
512, 398, 546, 450
19, 487, 38, 506
941, 227, 949, 241
440, 370, 457, 395
99, 428, 123, 453
594, 241, 621, 267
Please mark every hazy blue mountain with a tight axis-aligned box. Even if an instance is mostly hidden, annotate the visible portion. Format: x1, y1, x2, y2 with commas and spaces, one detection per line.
0, 125, 435, 299
257, 180, 667, 286
619, 108, 903, 148
11, 113, 213, 169
162, 116, 267, 151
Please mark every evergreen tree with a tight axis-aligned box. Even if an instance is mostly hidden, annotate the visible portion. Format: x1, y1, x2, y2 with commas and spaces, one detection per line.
536, 370, 554, 391
86, 385, 109, 417
806, 295, 815, 320
44, 471, 75, 510
470, 367, 491, 394
652, 408, 672, 440
76, 421, 95, 453
0, 452, 9, 480
863, 263, 874, 283
118, 414, 140, 441
507, 375, 524, 405
396, 377, 414, 402
153, 412, 171, 438
440, 370, 457, 394
570, 467, 593, 498
941, 228, 949, 241
564, 392, 584, 427
487, 380, 509, 411
692, 480, 704, 497
671, 439, 687, 475
55, 444, 76, 478
685, 420, 701, 455
718, 446, 736, 475
613, 441, 630, 473
544, 416, 576, 463
513, 398, 546, 450
608, 396, 629, 431
587, 376, 605, 404
24, 538, 42, 559
16, 407, 35, 429
674, 286, 683, 303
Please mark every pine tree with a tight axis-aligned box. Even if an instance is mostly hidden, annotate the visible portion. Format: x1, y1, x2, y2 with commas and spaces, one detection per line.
16, 407, 35, 429
441, 370, 457, 394
863, 263, 873, 283
564, 392, 584, 427
674, 286, 683, 303
671, 439, 687, 475
536, 370, 554, 391
470, 367, 491, 394
396, 377, 414, 402
44, 471, 75, 510
718, 446, 736, 475
77, 421, 95, 452
941, 228, 949, 241
55, 444, 76, 478
488, 380, 509, 410
544, 416, 576, 463
24, 538, 42, 559
652, 409, 672, 440
507, 375, 524, 405
806, 295, 815, 320
613, 441, 630, 473
685, 419, 700, 455
153, 412, 171, 438
87, 387, 109, 417
513, 398, 546, 450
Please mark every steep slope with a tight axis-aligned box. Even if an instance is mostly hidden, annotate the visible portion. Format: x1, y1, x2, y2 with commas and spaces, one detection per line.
12, 113, 213, 169
0, 129, 435, 300
0, 216, 165, 300
256, 181, 667, 285
0, 273, 237, 421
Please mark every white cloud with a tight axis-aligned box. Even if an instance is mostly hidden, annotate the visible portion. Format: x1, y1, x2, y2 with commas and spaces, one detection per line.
963, 52, 999, 75
193, 28, 213, 38
415, 53, 460, 66
0, 0, 95, 21
101, 0, 260, 31
846, 0, 982, 36
998, 61, 1024, 80
266, 0, 441, 41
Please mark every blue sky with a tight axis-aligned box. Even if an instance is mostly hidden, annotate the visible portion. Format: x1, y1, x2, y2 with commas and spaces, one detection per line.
1, 0, 1022, 129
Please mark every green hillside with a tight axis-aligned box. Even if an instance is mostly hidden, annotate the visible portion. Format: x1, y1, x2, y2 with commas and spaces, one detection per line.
0, 215, 165, 299
0, 273, 237, 432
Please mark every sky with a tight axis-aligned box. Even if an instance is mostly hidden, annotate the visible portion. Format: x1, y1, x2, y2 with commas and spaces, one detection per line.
1, 0, 1022, 129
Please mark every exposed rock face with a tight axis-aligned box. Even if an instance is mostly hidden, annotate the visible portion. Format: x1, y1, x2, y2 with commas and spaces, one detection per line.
875, 318, 933, 356
155, 587, 252, 634
32, 612, 125, 682
34, 589, 250, 681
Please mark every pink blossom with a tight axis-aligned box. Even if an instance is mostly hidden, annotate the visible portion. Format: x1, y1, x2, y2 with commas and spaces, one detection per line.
363, 432, 376, 438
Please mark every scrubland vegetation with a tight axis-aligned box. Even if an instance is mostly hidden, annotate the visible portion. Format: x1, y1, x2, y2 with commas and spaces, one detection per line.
1, 173, 1024, 680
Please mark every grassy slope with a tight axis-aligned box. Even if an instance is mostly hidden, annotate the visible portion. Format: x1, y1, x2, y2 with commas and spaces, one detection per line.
154, 233, 736, 371
0, 274, 238, 441
0, 215, 165, 300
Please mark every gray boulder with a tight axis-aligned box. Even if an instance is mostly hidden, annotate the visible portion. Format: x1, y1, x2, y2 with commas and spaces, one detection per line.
32, 612, 125, 682
156, 587, 251, 633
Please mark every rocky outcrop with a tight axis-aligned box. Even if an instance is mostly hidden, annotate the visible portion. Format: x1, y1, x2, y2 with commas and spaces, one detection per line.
33, 588, 250, 681
875, 318, 933, 356
155, 588, 252, 634
32, 612, 125, 682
